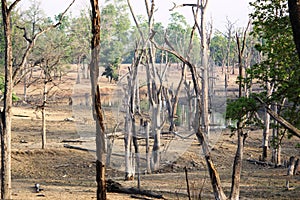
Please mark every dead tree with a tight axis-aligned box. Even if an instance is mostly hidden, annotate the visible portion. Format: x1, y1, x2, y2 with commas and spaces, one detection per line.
229, 24, 250, 200
1, 0, 74, 198
127, 0, 165, 172
1, 1, 16, 198
152, 7, 252, 200
163, 20, 196, 133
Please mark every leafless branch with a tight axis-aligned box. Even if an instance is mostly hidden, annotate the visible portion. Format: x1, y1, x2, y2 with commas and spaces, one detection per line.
16, 26, 32, 43
8, 0, 22, 13
127, 0, 145, 42
12, 0, 75, 85
169, 2, 201, 11
150, 32, 201, 96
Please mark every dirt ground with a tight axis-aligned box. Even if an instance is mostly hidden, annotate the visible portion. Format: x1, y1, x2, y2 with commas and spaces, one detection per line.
8, 65, 300, 199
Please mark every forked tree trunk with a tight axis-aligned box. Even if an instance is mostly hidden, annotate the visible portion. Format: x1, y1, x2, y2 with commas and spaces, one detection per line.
229, 25, 250, 200
164, 64, 186, 132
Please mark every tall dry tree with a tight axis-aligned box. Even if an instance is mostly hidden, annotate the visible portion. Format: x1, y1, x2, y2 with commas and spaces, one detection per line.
168, 1, 226, 199
229, 24, 250, 200
1, 1, 17, 198
1, 1, 75, 198
127, 0, 165, 172
90, 0, 107, 199
159, 2, 254, 200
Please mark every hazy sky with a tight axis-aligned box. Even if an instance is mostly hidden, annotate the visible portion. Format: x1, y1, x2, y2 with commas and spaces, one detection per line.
19, 0, 252, 32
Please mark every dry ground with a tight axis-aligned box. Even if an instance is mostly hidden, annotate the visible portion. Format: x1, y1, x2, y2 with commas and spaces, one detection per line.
8, 65, 300, 199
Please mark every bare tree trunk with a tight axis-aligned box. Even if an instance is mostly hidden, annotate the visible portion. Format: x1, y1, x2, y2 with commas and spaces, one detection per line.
1, 1, 15, 198
144, 120, 151, 174
23, 65, 28, 102
124, 83, 134, 180
76, 55, 81, 84
288, 0, 300, 60
225, 20, 234, 127
41, 81, 47, 149
262, 70, 274, 161
262, 106, 270, 161
1, 1, 74, 198
286, 156, 296, 189
164, 64, 186, 132
124, 116, 134, 180
150, 37, 227, 199
184, 81, 194, 131
230, 128, 245, 200
200, 1, 210, 136
132, 118, 140, 188
196, 126, 227, 200
229, 26, 250, 200
90, 0, 106, 199
151, 104, 161, 171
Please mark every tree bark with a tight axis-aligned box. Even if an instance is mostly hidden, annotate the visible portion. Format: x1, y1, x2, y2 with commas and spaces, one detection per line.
199, 1, 210, 136
288, 0, 300, 60
124, 76, 134, 180
150, 38, 227, 200
1, 0, 18, 198
1, 1, 74, 198
286, 156, 296, 189
41, 81, 47, 149
230, 30, 249, 200
90, 0, 106, 199
144, 121, 151, 174
196, 127, 227, 200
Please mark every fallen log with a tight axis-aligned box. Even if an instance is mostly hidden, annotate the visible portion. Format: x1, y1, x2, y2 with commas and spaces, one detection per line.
61, 139, 88, 143
107, 179, 165, 199
63, 144, 95, 152
246, 158, 284, 167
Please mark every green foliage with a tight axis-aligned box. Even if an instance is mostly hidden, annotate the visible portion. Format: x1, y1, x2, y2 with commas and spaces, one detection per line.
174, 104, 182, 126
100, 0, 131, 76
210, 33, 227, 66
102, 57, 120, 82
0, 76, 19, 101
140, 99, 149, 112
166, 12, 200, 64
69, 10, 91, 63
249, 0, 300, 134
226, 96, 258, 121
